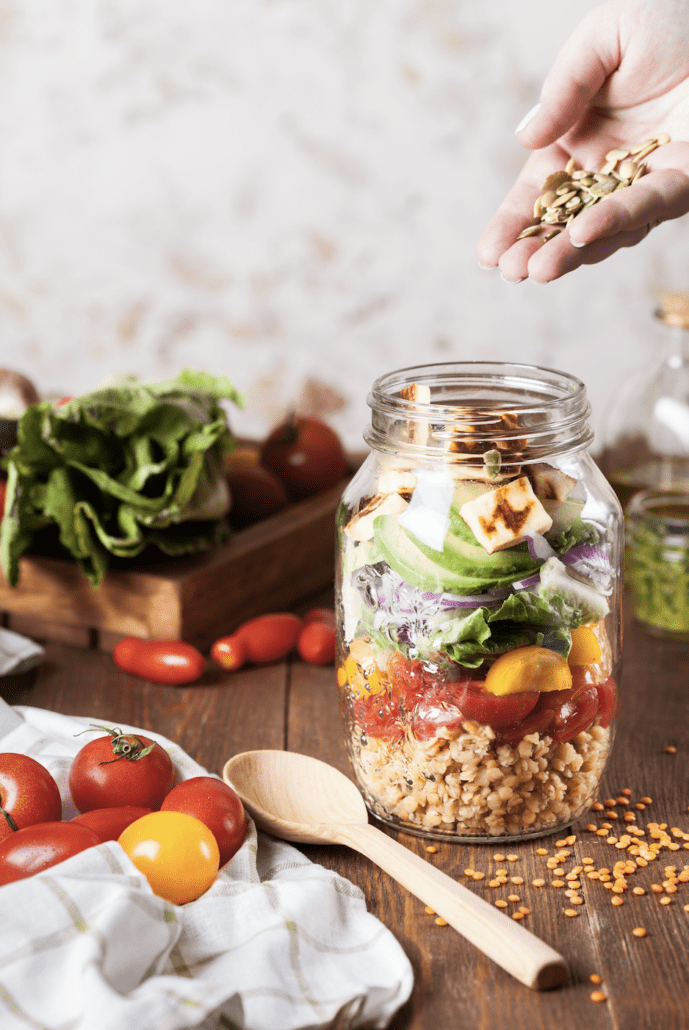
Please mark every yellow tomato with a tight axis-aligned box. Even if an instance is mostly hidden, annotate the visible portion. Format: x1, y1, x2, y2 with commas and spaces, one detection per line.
485, 646, 572, 696
118, 811, 219, 905
341, 653, 385, 700
568, 626, 602, 666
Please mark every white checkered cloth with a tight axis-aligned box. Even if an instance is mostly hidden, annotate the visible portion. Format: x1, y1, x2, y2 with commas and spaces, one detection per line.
0, 699, 413, 1030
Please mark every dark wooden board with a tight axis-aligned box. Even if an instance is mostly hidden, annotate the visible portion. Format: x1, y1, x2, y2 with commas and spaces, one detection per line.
0, 479, 345, 652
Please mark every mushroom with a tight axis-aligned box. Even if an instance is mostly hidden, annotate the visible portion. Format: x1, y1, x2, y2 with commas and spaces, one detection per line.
0, 370, 40, 420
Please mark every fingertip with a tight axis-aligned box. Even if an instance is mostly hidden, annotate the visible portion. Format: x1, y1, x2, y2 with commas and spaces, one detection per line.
515, 103, 541, 136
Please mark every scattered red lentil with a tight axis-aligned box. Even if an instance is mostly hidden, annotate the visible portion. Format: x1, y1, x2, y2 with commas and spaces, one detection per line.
632, 927, 647, 937
666, 746, 677, 754
590, 974, 603, 985
495, 900, 508, 909
424, 906, 435, 914
425, 846, 438, 854
435, 917, 448, 926
590, 991, 607, 1003
564, 909, 578, 917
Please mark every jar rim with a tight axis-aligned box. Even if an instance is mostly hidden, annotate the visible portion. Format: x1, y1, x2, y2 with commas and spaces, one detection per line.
365, 361, 593, 463
628, 488, 689, 526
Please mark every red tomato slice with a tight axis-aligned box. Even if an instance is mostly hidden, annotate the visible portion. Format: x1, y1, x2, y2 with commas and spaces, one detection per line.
410, 693, 464, 741
551, 686, 600, 743
352, 693, 404, 742
495, 707, 556, 747
596, 677, 617, 729
453, 683, 540, 729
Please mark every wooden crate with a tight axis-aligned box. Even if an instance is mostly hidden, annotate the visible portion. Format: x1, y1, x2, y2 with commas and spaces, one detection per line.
0, 480, 345, 652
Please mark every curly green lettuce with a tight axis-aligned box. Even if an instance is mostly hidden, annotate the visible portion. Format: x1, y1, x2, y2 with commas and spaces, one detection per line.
1, 369, 243, 586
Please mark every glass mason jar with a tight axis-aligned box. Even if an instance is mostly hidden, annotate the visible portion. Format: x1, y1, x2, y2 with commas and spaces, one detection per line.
628, 488, 689, 640
335, 362, 623, 842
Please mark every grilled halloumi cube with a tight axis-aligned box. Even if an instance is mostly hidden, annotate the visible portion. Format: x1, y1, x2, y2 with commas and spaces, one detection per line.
459, 476, 552, 554
344, 492, 409, 542
529, 462, 577, 502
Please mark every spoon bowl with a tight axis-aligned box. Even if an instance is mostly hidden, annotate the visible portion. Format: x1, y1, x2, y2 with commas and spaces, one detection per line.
224, 749, 367, 843
223, 749, 569, 991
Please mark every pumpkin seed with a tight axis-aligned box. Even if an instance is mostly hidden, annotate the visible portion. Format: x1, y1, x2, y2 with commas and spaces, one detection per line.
516, 133, 670, 246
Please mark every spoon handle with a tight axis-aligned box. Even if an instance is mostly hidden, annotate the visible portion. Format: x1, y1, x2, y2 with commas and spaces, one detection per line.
336, 822, 568, 990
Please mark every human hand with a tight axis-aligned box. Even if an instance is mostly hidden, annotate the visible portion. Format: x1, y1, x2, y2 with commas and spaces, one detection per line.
477, 0, 689, 283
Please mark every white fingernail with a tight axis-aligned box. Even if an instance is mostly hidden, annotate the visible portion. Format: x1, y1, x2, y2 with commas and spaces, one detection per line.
478, 260, 497, 270
515, 103, 541, 135
500, 273, 526, 284
570, 239, 587, 248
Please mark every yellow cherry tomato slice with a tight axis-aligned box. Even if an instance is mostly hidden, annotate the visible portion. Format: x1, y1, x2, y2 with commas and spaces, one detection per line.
568, 626, 602, 666
484, 646, 572, 696
118, 811, 219, 905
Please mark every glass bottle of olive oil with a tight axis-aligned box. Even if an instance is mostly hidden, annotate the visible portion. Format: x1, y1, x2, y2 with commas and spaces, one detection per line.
600, 292, 689, 513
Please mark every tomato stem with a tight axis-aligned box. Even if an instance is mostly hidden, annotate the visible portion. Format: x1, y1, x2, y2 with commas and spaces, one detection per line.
0, 806, 19, 832
75, 723, 156, 764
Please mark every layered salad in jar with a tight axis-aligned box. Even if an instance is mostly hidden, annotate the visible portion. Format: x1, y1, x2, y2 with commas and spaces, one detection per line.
336, 395, 620, 841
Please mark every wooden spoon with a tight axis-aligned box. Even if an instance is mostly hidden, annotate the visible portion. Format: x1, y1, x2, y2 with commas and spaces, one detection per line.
223, 749, 568, 991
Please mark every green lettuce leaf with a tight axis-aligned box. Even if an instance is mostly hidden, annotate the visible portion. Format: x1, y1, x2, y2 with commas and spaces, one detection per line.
0, 370, 243, 587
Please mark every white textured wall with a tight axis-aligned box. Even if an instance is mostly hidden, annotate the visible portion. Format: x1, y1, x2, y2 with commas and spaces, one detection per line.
1, 0, 687, 452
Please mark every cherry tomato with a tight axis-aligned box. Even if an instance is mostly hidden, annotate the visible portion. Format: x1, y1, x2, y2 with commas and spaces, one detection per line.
410, 688, 465, 741
453, 682, 540, 728
297, 621, 336, 665
260, 415, 348, 499
0, 753, 63, 844
495, 707, 556, 747
227, 466, 289, 528
0, 822, 100, 885
303, 607, 336, 626
550, 686, 600, 743
113, 638, 205, 685
352, 693, 404, 742
210, 635, 247, 671
161, 777, 247, 866
71, 806, 153, 842
68, 725, 176, 813
596, 677, 618, 729
234, 613, 303, 664
118, 811, 219, 904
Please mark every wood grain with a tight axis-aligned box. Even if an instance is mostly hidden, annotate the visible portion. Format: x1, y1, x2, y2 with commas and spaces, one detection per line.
1, 593, 688, 1028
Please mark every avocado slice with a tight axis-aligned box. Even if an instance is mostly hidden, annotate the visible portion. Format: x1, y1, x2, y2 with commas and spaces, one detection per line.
374, 513, 541, 595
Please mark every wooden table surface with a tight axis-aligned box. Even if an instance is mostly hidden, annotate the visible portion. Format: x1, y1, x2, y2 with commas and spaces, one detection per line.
2, 593, 688, 1030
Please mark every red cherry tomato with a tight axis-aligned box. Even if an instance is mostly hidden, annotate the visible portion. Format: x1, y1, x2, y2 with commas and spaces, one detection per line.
227, 466, 289, 528
495, 707, 556, 747
453, 683, 540, 729
234, 613, 302, 664
595, 677, 617, 729
0, 753, 63, 844
0, 822, 101, 885
260, 416, 348, 499
210, 635, 247, 671
297, 621, 336, 665
68, 725, 176, 813
352, 693, 404, 742
113, 638, 205, 685
550, 686, 600, 743
161, 777, 247, 867
303, 607, 336, 626
71, 806, 153, 842
410, 688, 465, 741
